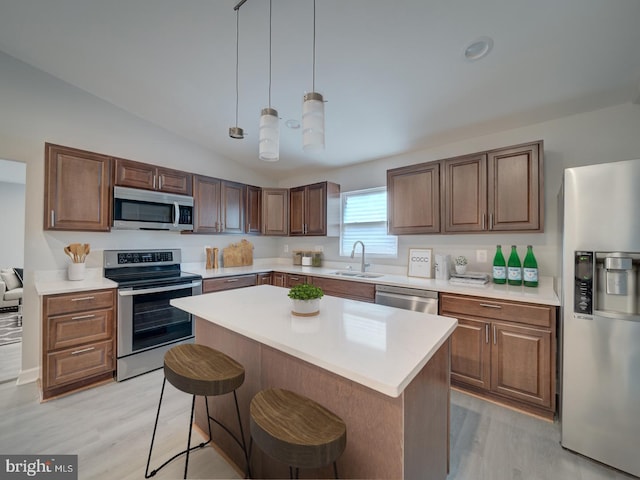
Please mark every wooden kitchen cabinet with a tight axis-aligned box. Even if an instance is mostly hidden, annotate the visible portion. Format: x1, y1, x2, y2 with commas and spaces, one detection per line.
284, 273, 308, 288
309, 276, 376, 303
44, 143, 112, 232
272, 272, 287, 287
114, 157, 192, 195
262, 188, 289, 236
42, 288, 116, 400
245, 185, 262, 234
192, 175, 244, 234
442, 141, 542, 233
440, 292, 556, 419
257, 272, 272, 285
387, 162, 440, 234
202, 274, 257, 293
289, 182, 340, 236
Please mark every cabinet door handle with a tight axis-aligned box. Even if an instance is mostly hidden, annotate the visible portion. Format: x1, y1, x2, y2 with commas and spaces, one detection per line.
153, 175, 157, 190
158, 176, 163, 190
225, 278, 239, 283
485, 324, 489, 344
479, 303, 502, 309
489, 213, 494, 230
289, 276, 300, 281
482, 214, 486, 230
493, 325, 497, 345
71, 296, 95, 302
51, 210, 55, 227
71, 346, 95, 355
71, 314, 95, 320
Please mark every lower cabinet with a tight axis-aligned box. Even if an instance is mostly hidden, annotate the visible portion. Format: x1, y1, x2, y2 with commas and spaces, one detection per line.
284, 273, 308, 288
257, 272, 272, 285
440, 293, 556, 419
203, 274, 257, 293
42, 289, 116, 400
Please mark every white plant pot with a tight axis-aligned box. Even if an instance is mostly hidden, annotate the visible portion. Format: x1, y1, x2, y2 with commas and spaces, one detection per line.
455, 265, 467, 275
291, 298, 320, 317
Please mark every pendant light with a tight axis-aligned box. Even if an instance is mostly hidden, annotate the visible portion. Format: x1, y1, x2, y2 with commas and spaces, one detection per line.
229, 3, 245, 139
302, 0, 325, 152
259, 0, 279, 161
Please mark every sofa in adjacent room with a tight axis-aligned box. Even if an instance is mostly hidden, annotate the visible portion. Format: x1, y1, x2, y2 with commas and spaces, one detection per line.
0, 268, 23, 310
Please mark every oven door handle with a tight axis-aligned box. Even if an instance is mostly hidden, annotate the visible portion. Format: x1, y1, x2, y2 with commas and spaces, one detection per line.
118, 280, 202, 297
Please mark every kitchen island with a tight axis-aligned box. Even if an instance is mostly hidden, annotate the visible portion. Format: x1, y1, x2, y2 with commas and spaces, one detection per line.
171, 285, 457, 479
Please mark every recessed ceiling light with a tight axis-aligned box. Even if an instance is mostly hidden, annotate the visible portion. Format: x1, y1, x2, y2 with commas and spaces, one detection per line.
464, 36, 493, 61
285, 119, 301, 129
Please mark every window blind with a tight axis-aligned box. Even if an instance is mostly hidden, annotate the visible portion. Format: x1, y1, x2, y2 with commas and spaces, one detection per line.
340, 187, 397, 257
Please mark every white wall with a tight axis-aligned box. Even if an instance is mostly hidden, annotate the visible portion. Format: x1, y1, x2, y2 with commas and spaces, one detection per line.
0, 180, 25, 268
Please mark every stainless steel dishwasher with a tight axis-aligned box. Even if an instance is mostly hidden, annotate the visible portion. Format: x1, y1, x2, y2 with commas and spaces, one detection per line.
374, 284, 439, 314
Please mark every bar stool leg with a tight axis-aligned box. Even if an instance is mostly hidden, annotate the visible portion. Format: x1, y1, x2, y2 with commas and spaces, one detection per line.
333, 461, 339, 479
145, 378, 167, 478
184, 395, 196, 479
233, 390, 252, 478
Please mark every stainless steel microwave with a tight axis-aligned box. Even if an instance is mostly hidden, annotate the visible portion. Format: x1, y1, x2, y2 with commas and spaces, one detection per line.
112, 186, 194, 231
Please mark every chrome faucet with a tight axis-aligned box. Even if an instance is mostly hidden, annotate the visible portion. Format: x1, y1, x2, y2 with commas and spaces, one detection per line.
350, 241, 370, 273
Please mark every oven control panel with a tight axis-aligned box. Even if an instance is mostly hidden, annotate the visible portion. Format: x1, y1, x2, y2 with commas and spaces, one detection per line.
118, 251, 173, 264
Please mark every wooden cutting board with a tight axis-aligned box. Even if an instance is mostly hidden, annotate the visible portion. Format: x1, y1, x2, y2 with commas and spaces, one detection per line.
222, 239, 253, 267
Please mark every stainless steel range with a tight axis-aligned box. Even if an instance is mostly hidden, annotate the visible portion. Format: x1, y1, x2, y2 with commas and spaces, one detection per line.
104, 249, 202, 381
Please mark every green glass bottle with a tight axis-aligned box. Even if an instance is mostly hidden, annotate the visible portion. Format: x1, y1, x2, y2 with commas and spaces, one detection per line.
507, 245, 522, 286
492, 245, 507, 284
523, 245, 539, 287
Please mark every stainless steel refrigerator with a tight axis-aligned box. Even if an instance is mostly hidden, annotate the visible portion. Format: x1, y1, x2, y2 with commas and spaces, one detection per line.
561, 159, 640, 477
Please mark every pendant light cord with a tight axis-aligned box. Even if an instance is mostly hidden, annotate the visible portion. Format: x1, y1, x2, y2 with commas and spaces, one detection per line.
268, 0, 273, 108
312, 0, 316, 92
234, 8, 240, 127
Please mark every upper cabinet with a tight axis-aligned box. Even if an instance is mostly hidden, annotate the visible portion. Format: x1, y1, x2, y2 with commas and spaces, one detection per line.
387, 162, 440, 234
262, 188, 289, 236
289, 181, 340, 236
387, 140, 543, 235
442, 153, 488, 233
44, 143, 112, 231
245, 185, 262, 235
114, 158, 192, 196
486, 142, 542, 231
192, 175, 245, 234
443, 141, 542, 233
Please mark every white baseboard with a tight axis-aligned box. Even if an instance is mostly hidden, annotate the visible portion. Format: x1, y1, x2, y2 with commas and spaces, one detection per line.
17, 367, 38, 385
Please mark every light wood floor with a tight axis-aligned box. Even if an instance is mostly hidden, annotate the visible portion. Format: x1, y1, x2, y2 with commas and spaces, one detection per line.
0, 341, 20, 383
0, 369, 636, 479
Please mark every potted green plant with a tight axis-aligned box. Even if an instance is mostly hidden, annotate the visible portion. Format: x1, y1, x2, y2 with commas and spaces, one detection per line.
454, 255, 468, 274
288, 283, 324, 317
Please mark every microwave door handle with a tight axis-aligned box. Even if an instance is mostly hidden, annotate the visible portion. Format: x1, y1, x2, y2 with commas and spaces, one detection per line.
174, 202, 179, 227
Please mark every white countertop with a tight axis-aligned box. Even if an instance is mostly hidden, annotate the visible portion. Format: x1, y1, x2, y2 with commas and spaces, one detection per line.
34, 268, 118, 296
183, 262, 560, 306
171, 285, 458, 398
33, 260, 560, 307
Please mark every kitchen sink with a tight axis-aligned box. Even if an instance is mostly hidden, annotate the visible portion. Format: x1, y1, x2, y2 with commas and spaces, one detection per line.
332, 271, 384, 279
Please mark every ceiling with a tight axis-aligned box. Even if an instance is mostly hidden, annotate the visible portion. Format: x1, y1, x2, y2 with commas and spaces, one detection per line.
1, 0, 639, 178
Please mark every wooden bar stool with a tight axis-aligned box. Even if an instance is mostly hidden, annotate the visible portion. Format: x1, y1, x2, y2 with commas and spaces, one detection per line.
145, 343, 250, 479
249, 388, 347, 479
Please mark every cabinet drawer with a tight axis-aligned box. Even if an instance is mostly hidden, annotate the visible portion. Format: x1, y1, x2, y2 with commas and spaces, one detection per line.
203, 274, 257, 293
48, 309, 114, 351
440, 293, 552, 328
310, 277, 376, 302
44, 289, 115, 317
46, 340, 114, 388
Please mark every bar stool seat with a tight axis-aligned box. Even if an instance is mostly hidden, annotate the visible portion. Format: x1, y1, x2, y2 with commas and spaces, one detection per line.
250, 388, 347, 478
146, 343, 250, 479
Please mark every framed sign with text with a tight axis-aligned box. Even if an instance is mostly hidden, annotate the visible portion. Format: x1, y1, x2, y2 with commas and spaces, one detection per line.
407, 248, 433, 278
